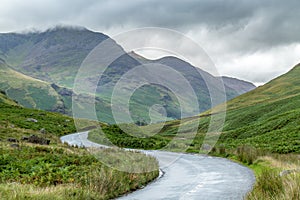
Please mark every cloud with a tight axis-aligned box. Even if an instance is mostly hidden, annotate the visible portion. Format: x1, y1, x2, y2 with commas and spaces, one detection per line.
0, 0, 299, 84
1, 0, 300, 48
217, 43, 300, 85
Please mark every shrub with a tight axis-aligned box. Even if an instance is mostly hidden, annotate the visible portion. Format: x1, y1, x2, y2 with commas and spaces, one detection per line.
236, 145, 258, 165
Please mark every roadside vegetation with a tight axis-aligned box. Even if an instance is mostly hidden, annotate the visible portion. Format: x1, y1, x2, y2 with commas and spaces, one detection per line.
207, 145, 299, 200
88, 124, 170, 150
0, 101, 159, 199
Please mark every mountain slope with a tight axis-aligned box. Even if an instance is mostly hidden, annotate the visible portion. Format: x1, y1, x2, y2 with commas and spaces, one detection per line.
224, 65, 300, 111
0, 26, 109, 87
0, 90, 17, 106
195, 63, 300, 153
0, 27, 255, 124
0, 59, 65, 111
128, 52, 254, 111
221, 76, 256, 95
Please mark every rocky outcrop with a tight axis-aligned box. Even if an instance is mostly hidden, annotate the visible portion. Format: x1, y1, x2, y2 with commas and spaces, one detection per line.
27, 135, 50, 145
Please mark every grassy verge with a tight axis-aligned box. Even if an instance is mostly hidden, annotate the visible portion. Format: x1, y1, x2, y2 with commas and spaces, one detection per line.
246, 155, 300, 199
0, 142, 159, 200
209, 146, 300, 200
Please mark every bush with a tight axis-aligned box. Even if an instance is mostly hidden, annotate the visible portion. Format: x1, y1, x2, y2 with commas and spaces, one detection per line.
236, 145, 258, 165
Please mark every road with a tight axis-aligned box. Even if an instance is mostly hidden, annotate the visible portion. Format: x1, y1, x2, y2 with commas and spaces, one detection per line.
61, 132, 255, 200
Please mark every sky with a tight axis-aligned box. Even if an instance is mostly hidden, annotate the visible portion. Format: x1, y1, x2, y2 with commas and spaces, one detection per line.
1, 0, 300, 85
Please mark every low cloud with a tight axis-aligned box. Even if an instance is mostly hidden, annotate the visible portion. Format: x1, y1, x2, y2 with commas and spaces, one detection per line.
0, 0, 299, 84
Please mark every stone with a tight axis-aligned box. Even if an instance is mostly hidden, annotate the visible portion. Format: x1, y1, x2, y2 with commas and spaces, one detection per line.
26, 118, 38, 123
10, 143, 19, 148
28, 135, 50, 145
7, 138, 18, 143
279, 169, 298, 176
21, 136, 29, 141
201, 143, 212, 151
40, 128, 46, 134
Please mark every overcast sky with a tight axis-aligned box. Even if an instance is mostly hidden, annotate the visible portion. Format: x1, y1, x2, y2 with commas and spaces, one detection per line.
1, 0, 300, 85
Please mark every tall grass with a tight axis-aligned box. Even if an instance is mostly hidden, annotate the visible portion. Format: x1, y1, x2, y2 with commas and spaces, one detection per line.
236, 145, 260, 165
247, 172, 300, 200
246, 153, 300, 200
207, 145, 300, 200
0, 143, 159, 200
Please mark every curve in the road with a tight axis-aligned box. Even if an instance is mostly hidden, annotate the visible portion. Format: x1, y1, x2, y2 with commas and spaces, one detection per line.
61, 132, 255, 200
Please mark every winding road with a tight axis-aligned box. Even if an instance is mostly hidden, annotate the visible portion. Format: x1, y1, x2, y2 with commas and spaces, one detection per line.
61, 132, 255, 200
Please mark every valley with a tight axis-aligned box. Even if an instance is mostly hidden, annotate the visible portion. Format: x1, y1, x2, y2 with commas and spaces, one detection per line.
0, 26, 299, 200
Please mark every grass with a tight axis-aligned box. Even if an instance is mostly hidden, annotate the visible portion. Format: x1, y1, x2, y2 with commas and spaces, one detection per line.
206, 145, 300, 200
88, 124, 170, 150
0, 91, 17, 106
246, 154, 300, 199
0, 100, 159, 199
0, 143, 159, 200
0, 103, 76, 136
0, 142, 159, 200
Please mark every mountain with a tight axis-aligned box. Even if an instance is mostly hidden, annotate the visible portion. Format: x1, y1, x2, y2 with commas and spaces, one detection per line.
0, 90, 17, 106
0, 58, 111, 118
221, 64, 300, 112
0, 26, 255, 124
128, 51, 255, 110
0, 58, 65, 111
221, 76, 256, 95
0, 26, 109, 87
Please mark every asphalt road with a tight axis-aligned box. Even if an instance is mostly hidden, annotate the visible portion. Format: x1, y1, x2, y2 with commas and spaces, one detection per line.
61, 132, 255, 200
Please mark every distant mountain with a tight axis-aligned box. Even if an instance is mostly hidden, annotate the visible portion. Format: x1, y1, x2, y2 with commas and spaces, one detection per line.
0, 58, 112, 118
0, 26, 256, 124
128, 52, 255, 108
221, 76, 256, 95
0, 26, 109, 87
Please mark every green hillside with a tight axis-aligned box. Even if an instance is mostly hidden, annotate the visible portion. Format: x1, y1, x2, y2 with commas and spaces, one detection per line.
0, 59, 65, 112
180, 63, 300, 153
222, 63, 300, 111
0, 59, 114, 122
175, 63, 300, 153
0, 90, 17, 105
211, 64, 300, 153
0, 93, 158, 199
90, 63, 300, 154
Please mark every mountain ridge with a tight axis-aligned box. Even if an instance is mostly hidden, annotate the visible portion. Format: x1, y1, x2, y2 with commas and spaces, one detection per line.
0, 26, 256, 124
221, 76, 256, 95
